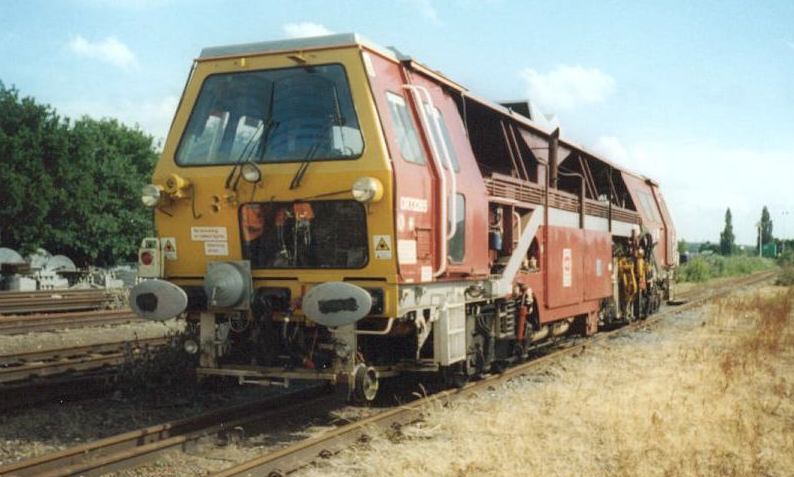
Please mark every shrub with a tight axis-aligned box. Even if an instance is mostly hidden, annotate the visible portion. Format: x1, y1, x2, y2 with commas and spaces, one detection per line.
677, 257, 712, 282
777, 266, 794, 287
676, 255, 773, 283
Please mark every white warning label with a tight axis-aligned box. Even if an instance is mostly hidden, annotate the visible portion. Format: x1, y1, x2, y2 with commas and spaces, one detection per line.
191, 226, 227, 241
204, 241, 229, 256
373, 235, 392, 260
397, 239, 417, 264
562, 248, 572, 288
161, 237, 177, 260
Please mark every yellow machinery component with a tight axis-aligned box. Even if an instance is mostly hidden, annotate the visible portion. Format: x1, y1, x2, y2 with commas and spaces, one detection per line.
635, 256, 647, 291
618, 257, 637, 306
164, 173, 192, 200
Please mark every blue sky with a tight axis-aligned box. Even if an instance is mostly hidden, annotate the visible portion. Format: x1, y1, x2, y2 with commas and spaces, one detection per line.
1, 0, 792, 244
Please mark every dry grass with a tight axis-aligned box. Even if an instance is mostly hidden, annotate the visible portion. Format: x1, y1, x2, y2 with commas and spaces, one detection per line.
301, 286, 794, 477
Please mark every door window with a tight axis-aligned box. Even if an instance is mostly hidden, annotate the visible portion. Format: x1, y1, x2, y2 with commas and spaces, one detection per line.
449, 193, 465, 262
422, 103, 460, 172
386, 92, 426, 165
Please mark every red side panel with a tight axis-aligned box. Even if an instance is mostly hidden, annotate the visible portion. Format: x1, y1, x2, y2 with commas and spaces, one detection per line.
652, 187, 677, 267
545, 226, 584, 308
583, 230, 613, 300
621, 172, 672, 267
405, 72, 489, 278
366, 53, 437, 283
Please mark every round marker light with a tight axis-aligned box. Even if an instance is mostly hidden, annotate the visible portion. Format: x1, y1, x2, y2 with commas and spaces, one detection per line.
241, 162, 262, 183
183, 339, 199, 354
141, 184, 162, 207
352, 177, 384, 203
140, 251, 154, 266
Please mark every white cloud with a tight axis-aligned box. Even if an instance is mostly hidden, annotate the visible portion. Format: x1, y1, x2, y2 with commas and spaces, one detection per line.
591, 136, 630, 166
587, 136, 794, 243
282, 22, 334, 39
68, 35, 137, 69
520, 65, 616, 112
60, 95, 179, 144
400, 0, 439, 23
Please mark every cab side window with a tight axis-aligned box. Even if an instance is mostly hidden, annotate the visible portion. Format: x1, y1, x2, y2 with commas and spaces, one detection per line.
422, 103, 460, 172
386, 92, 426, 165
449, 193, 465, 262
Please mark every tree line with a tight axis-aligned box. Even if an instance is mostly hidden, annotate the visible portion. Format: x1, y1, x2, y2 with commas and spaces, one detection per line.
679, 206, 790, 257
0, 82, 156, 266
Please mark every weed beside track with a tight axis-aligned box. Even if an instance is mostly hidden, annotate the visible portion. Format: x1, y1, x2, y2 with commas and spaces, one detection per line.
299, 283, 794, 477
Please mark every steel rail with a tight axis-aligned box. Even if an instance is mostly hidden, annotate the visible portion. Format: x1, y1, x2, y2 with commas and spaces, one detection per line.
0, 337, 168, 384
0, 386, 334, 477
209, 270, 778, 477
0, 309, 141, 335
0, 290, 117, 315
0, 289, 113, 299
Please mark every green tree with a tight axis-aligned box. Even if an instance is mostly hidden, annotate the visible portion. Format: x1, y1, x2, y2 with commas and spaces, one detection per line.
0, 82, 62, 254
0, 82, 156, 266
758, 206, 773, 251
677, 239, 687, 254
719, 208, 735, 255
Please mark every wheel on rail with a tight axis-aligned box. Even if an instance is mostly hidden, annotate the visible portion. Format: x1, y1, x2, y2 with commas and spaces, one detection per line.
351, 364, 379, 403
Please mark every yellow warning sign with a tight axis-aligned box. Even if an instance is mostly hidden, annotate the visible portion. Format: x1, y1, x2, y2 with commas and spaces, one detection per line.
373, 235, 392, 260
162, 237, 177, 260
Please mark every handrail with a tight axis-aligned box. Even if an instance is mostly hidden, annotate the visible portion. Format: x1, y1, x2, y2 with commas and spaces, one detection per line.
403, 84, 456, 278
408, 85, 458, 241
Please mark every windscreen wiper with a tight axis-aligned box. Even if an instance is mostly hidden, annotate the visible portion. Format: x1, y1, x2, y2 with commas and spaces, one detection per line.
290, 98, 345, 191
224, 121, 265, 190
289, 140, 322, 190
226, 82, 278, 191
231, 119, 278, 191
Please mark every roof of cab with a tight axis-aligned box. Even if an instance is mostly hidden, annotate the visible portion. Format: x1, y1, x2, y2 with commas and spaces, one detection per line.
199, 33, 400, 61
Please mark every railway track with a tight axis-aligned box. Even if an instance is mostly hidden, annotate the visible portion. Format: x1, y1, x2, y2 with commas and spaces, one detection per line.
0, 270, 777, 477
0, 337, 168, 384
0, 308, 141, 335
210, 270, 779, 477
0, 289, 118, 315
0, 386, 335, 477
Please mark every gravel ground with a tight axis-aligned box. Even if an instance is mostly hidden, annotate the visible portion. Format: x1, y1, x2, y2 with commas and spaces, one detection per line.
110, 402, 380, 477
0, 380, 317, 466
0, 318, 184, 355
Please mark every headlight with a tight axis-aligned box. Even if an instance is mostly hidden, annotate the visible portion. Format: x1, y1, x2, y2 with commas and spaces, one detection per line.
141, 184, 163, 207
183, 339, 199, 354
352, 177, 384, 203
241, 162, 262, 183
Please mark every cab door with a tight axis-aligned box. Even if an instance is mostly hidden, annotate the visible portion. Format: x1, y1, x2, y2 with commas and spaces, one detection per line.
365, 51, 438, 283
405, 70, 489, 278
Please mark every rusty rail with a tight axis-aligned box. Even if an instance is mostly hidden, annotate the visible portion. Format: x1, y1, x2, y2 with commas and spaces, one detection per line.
0, 289, 118, 315
0, 337, 167, 384
0, 386, 333, 477
0, 308, 140, 335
